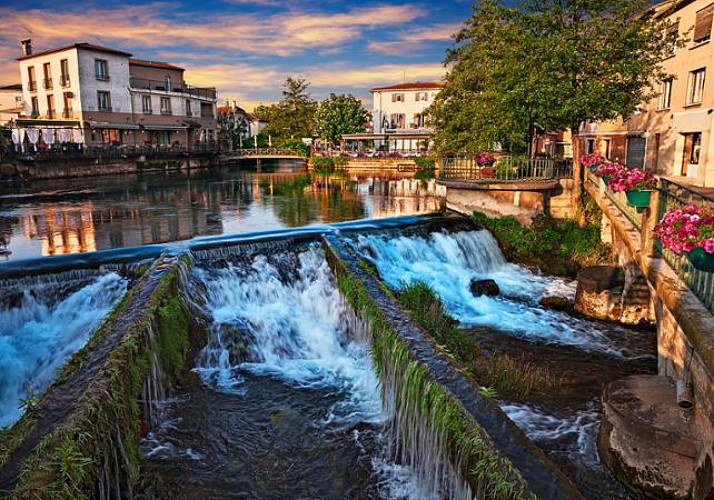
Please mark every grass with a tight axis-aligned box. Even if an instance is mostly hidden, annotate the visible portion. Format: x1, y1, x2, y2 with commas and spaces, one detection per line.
396, 281, 562, 400
335, 271, 533, 499
473, 204, 613, 276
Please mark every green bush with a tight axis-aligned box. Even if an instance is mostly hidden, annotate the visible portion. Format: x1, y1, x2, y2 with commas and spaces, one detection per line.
311, 156, 334, 169
414, 156, 436, 169
280, 139, 311, 157
332, 155, 348, 167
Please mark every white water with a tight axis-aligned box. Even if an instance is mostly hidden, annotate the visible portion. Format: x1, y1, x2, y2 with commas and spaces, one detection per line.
355, 230, 628, 355
190, 246, 431, 498
0, 272, 128, 428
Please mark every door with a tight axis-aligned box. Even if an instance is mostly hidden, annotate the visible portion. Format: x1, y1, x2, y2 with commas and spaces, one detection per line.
626, 135, 646, 169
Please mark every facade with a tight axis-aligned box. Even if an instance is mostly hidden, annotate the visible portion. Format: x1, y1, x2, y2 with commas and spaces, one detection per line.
13, 41, 217, 148
370, 81, 443, 151
587, 0, 714, 187
0, 84, 23, 125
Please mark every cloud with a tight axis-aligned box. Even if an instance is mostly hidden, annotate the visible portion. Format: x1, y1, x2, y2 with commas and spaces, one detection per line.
367, 22, 461, 55
307, 62, 445, 89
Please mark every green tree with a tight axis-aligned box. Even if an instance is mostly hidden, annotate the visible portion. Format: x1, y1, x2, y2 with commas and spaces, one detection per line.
316, 93, 370, 145
429, 0, 678, 203
262, 77, 318, 144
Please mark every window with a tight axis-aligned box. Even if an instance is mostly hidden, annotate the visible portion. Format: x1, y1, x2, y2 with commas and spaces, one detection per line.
694, 5, 714, 44
27, 66, 36, 92
142, 95, 152, 113
665, 22, 679, 56
391, 93, 405, 103
599, 138, 611, 159
42, 63, 52, 90
95, 59, 109, 80
14, 95, 23, 106
686, 68, 706, 104
415, 91, 428, 101
164, 75, 171, 92
97, 91, 111, 111
46, 94, 55, 119
60, 59, 70, 87
658, 78, 673, 109
30, 96, 38, 116
413, 113, 426, 127
390, 113, 405, 128
186, 99, 192, 116
587, 139, 595, 154
63, 92, 73, 118
160, 97, 171, 115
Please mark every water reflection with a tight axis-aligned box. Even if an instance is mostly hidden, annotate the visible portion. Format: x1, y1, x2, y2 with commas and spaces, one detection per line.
0, 168, 444, 261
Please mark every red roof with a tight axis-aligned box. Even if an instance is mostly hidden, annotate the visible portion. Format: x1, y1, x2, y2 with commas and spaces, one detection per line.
17, 42, 132, 61
370, 81, 444, 92
129, 58, 184, 72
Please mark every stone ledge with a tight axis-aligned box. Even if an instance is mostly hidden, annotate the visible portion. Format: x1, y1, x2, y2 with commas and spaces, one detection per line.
438, 179, 561, 191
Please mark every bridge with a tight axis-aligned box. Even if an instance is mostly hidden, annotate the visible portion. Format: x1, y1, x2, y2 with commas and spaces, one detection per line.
220, 148, 308, 161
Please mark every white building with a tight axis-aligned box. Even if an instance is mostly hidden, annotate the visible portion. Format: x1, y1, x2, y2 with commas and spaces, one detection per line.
14, 40, 217, 148
0, 84, 23, 125
368, 81, 443, 152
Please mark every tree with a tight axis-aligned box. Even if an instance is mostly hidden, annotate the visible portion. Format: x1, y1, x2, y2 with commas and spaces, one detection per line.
429, 0, 677, 205
262, 77, 318, 144
316, 93, 370, 145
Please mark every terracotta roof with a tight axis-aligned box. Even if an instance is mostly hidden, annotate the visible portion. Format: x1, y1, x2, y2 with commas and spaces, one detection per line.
17, 42, 132, 61
370, 81, 444, 92
129, 58, 184, 72
0, 83, 22, 91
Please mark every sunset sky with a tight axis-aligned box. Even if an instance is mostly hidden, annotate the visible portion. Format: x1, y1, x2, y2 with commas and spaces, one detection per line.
0, 0, 474, 110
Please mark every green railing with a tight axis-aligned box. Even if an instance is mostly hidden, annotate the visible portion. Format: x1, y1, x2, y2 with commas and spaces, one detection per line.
586, 170, 643, 230
440, 157, 572, 182
656, 178, 714, 315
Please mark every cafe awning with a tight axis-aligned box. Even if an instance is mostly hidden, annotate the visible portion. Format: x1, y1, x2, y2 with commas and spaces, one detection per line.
85, 120, 140, 130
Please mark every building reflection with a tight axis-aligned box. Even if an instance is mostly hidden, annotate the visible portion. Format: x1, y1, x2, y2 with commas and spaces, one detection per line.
3, 171, 445, 260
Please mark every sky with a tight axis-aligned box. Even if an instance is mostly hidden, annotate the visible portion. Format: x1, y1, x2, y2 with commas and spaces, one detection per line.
0, 0, 475, 111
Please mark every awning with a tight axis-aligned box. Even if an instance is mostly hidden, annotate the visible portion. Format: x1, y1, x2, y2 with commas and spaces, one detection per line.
142, 124, 189, 131
181, 120, 202, 129
342, 133, 388, 140
15, 118, 80, 127
85, 120, 139, 130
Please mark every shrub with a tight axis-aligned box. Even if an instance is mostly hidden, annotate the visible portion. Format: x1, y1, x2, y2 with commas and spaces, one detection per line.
414, 156, 436, 169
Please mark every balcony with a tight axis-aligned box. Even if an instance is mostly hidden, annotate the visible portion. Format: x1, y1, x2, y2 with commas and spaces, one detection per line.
62, 109, 75, 119
43, 78, 53, 90
28, 81, 37, 92
60, 75, 71, 88
129, 77, 217, 101
160, 108, 173, 115
45, 109, 56, 119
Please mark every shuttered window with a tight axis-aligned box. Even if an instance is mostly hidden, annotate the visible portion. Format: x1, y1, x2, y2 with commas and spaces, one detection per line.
666, 21, 679, 55
694, 4, 714, 44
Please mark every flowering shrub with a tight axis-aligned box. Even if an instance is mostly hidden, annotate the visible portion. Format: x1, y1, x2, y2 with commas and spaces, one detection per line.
593, 162, 625, 178
654, 204, 714, 254
580, 153, 606, 169
608, 168, 657, 192
476, 152, 496, 167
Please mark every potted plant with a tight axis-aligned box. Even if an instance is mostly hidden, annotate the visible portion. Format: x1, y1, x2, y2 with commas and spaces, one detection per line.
476, 151, 496, 167
608, 168, 657, 209
593, 161, 625, 185
654, 203, 714, 272
580, 152, 606, 172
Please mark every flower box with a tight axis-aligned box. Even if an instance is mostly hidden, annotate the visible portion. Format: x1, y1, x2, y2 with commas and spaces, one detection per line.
654, 203, 714, 272
688, 247, 714, 272
625, 189, 653, 209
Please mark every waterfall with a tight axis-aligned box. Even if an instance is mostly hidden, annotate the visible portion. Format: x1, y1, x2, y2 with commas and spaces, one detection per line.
353, 229, 628, 356
0, 271, 128, 428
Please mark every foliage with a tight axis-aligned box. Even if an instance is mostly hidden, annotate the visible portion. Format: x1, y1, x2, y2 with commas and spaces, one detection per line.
473, 211, 612, 275
261, 77, 318, 144
280, 138, 311, 157
414, 156, 436, 169
429, 0, 677, 155
316, 93, 370, 144
311, 156, 335, 169
332, 155, 348, 167
216, 105, 249, 150
655, 204, 714, 254
608, 167, 657, 192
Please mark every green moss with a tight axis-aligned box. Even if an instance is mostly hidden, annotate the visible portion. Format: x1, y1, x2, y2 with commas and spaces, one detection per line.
473, 209, 612, 277
335, 272, 532, 498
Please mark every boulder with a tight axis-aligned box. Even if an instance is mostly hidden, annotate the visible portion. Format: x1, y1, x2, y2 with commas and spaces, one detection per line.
539, 295, 573, 312
470, 279, 500, 297
574, 265, 653, 324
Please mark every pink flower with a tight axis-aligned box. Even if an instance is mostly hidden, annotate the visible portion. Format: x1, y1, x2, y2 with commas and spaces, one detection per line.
655, 203, 714, 254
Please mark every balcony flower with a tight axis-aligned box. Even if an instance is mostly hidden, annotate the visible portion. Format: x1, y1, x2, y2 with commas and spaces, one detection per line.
593, 161, 625, 178
607, 168, 657, 193
654, 204, 714, 255
476, 152, 496, 167
580, 152, 606, 170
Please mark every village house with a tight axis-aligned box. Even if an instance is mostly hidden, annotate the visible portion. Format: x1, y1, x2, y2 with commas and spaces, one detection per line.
13, 40, 217, 149
586, 0, 714, 187
0, 83, 23, 126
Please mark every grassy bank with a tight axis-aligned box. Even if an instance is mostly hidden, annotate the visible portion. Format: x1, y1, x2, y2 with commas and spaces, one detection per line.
396, 282, 562, 400
472, 208, 612, 277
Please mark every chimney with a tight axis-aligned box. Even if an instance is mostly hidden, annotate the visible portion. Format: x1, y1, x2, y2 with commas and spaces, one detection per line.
21, 39, 32, 56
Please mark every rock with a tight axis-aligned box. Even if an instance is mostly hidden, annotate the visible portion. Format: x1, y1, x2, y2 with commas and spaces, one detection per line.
539, 295, 573, 312
574, 265, 653, 324
599, 375, 710, 499
470, 279, 499, 297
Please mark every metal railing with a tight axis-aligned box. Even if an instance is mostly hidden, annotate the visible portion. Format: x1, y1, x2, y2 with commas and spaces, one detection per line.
586, 170, 643, 230
28, 81, 37, 92
440, 156, 572, 182
656, 178, 714, 314
129, 78, 217, 101
5, 143, 220, 161
43, 78, 53, 90
233, 147, 307, 157
60, 75, 71, 88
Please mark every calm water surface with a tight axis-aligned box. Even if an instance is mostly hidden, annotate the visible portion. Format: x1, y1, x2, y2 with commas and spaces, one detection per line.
0, 162, 444, 262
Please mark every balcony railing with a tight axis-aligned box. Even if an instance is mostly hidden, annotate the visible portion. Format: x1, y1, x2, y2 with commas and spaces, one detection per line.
440, 156, 573, 182
160, 109, 173, 115
586, 170, 643, 230
28, 81, 37, 92
60, 75, 71, 87
129, 77, 217, 100
656, 178, 714, 315
43, 78, 53, 90
45, 109, 56, 119
62, 109, 75, 119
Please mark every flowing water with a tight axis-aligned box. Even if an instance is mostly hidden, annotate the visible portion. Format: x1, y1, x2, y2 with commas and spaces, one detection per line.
0, 270, 127, 428
351, 228, 656, 499
0, 168, 443, 262
139, 245, 433, 499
